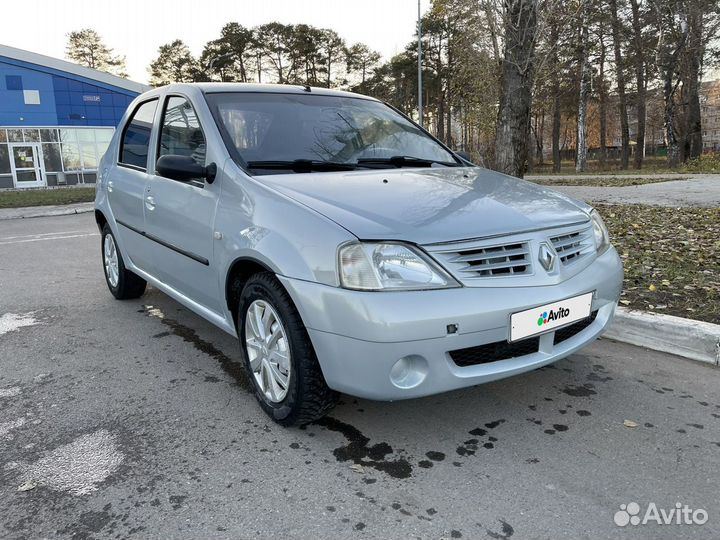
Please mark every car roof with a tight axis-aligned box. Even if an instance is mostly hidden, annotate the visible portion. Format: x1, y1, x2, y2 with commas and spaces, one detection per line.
144, 82, 379, 101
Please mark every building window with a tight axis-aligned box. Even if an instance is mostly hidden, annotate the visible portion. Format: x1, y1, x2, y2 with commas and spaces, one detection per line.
0, 145, 10, 174
42, 143, 63, 172
22, 129, 40, 142
5, 75, 22, 91
23, 89, 41, 105
0, 127, 114, 186
7, 129, 23, 143
40, 129, 59, 143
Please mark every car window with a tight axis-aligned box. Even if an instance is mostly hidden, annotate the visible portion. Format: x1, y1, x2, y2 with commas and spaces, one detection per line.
159, 96, 206, 167
119, 99, 158, 170
206, 93, 457, 168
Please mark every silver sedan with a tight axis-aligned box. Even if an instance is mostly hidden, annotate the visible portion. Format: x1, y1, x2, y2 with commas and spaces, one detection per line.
95, 83, 623, 426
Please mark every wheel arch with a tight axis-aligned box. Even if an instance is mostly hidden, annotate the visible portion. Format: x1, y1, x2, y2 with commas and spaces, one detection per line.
225, 255, 277, 323
94, 209, 108, 232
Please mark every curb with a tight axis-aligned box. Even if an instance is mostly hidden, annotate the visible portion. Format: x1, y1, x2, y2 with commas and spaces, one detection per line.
605, 307, 720, 366
0, 202, 94, 221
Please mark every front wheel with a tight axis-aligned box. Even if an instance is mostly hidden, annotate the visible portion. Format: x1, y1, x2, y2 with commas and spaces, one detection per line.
238, 272, 337, 426
101, 224, 147, 300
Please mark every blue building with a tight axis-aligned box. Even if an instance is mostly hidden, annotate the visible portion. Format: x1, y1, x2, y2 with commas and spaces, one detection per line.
0, 44, 149, 189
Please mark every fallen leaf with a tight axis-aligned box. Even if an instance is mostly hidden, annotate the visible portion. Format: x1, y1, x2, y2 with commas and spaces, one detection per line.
623, 420, 639, 428
620, 300, 631, 306
17, 481, 36, 492
350, 464, 364, 474
648, 284, 657, 292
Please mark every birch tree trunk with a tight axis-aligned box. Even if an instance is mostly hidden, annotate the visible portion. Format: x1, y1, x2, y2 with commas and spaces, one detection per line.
576, 0, 591, 173
549, 20, 562, 172
659, 4, 689, 168
609, 0, 630, 169
495, 0, 539, 178
685, 7, 704, 160
597, 28, 609, 170
630, 0, 647, 168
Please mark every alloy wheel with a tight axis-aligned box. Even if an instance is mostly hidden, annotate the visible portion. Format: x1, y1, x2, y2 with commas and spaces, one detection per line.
104, 234, 119, 288
244, 300, 291, 403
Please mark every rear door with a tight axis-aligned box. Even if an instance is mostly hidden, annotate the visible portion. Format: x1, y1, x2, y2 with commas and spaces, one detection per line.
143, 94, 222, 312
108, 99, 159, 273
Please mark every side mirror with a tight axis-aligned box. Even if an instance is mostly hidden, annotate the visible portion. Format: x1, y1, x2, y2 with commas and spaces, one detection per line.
156, 155, 217, 184
454, 150, 475, 165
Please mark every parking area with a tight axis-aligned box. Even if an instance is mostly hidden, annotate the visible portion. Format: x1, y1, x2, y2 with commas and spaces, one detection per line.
1, 213, 719, 540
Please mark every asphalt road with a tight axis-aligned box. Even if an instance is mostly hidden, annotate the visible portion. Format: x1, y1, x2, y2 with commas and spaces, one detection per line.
1, 213, 719, 540
537, 174, 720, 208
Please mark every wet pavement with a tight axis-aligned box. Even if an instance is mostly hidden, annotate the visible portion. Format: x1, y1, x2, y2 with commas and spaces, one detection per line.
1, 213, 719, 540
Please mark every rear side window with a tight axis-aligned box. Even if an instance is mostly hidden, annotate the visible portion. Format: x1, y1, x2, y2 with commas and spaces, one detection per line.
158, 96, 206, 166
119, 99, 158, 170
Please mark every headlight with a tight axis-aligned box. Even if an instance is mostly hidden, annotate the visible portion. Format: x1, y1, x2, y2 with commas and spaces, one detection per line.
338, 242, 459, 291
590, 209, 610, 253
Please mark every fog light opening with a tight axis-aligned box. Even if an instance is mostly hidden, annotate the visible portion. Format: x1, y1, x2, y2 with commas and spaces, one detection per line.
389, 355, 429, 389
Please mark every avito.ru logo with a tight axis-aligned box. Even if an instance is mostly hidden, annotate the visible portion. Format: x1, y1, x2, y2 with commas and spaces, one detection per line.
537, 307, 570, 327
614, 502, 708, 527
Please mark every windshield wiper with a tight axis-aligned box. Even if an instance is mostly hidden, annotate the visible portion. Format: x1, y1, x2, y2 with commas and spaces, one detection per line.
246, 159, 357, 173
355, 155, 457, 168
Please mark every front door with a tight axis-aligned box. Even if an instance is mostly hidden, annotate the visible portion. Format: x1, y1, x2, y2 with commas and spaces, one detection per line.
9, 143, 45, 188
144, 95, 222, 313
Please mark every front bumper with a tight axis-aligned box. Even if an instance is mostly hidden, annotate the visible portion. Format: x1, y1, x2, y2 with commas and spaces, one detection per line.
279, 247, 623, 400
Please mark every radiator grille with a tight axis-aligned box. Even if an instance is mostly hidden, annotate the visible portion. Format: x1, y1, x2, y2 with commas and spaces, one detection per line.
550, 227, 594, 265
433, 241, 531, 278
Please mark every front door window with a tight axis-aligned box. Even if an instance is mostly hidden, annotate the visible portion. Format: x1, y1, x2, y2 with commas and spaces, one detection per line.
9, 143, 45, 188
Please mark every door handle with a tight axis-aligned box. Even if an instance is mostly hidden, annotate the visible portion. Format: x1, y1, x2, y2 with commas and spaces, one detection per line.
107, 181, 114, 193
145, 196, 155, 211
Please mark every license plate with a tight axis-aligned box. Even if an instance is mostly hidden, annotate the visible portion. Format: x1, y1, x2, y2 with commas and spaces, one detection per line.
509, 292, 593, 342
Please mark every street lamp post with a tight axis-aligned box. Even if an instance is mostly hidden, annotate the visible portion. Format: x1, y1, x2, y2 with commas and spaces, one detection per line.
417, 0, 423, 127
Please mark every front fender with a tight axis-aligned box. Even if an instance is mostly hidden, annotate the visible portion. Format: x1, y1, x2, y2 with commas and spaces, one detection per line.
214, 164, 356, 322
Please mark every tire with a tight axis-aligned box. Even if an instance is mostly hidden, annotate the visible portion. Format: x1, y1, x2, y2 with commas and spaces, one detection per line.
238, 272, 337, 426
101, 224, 147, 300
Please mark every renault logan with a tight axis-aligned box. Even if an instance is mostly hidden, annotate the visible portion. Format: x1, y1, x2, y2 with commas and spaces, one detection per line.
94, 83, 623, 426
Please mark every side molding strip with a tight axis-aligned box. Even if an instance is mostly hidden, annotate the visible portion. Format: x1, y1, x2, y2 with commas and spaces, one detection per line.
116, 219, 210, 266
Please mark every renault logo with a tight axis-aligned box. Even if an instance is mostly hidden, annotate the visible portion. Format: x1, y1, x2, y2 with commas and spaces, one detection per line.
538, 242, 557, 272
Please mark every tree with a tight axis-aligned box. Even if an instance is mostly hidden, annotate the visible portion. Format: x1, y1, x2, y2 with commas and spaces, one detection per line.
255, 23, 295, 84
653, 0, 689, 167
346, 43, 381, 90
576, 0, 591, 172
201, 22, 254, 82
548, 20, 563, 172
149, 40, 199, 87
595, 21, 609, 169
609, 0, 630, 169
317, 29, 346, 87
66, 29, 127, 77
291, 24, 325, 85
629, 0, 648, 168
495, 0, 539, 178
680, 0, 720, 160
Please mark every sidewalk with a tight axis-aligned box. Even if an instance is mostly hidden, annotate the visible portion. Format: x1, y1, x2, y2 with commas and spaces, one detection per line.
528, 174, 720, 207
0, 202, 94, 221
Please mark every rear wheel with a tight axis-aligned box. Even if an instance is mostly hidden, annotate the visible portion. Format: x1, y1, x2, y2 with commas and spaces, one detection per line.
101, 224, 146, 300
238, 272, 337, 426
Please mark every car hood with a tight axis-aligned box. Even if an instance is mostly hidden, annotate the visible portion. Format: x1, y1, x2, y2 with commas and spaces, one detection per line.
259, 167, 592, 245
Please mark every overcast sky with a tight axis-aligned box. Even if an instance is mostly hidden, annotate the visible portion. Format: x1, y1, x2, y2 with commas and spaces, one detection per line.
2, 0, 429, 83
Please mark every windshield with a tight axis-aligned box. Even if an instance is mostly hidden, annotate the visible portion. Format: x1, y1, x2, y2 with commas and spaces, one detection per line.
205, 92, 459, 173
